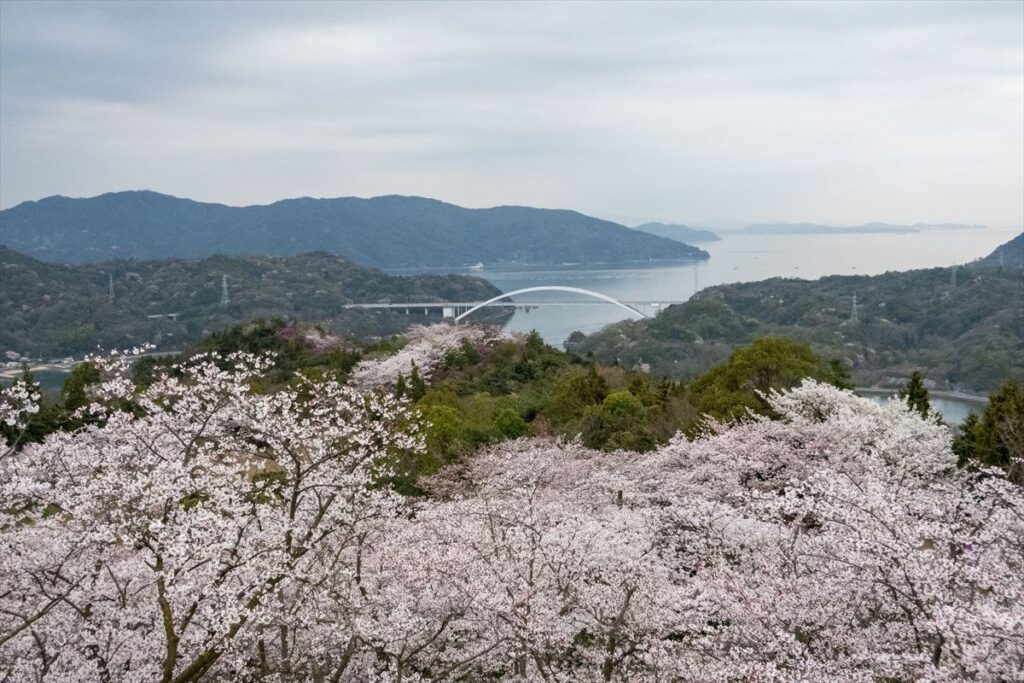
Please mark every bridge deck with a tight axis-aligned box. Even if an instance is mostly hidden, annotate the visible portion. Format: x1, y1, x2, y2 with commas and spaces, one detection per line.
344, 300, 682, 309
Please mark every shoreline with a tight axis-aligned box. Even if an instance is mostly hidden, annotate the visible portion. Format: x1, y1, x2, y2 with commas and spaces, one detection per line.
855, 387, 989, 405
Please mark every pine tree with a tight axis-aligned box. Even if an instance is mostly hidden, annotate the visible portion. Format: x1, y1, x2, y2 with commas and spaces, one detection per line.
823, 358, 854, 390
954, 379, 1024, 482
409, 363, 426, 401
394, 372, 407, 399
897, 370, 932, 419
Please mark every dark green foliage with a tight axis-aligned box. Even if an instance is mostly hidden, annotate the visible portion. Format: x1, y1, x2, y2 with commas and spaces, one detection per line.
0, 247, 508, 359
575, 263, 1023, 392
953, 413, 981, 468
954, 379, 1024, 481
412, 337, 695, 469
544, 364, 609, 424
897, 370, 932, 419
0, 191, 708, 268
409, 364, 427, 401
579, 391, 657, 452
686, 338, 825, 421
58, 361, 102, 428
459, 338, 482, 365
131, 356, 177, 389
421, 404, 474, 462
821, 358, 854, 390
493, 408, 527, 439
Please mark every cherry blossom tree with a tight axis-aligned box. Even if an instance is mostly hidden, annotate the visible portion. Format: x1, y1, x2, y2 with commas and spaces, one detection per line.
1, 351, 421, 682
0, 377, 39, 457
3, 366, 1021, 682
362, 382, 1023, 681
348, 323, 503, 391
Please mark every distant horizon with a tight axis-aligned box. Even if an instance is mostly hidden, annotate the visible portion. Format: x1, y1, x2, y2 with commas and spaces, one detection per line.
2, 187, 1015, 232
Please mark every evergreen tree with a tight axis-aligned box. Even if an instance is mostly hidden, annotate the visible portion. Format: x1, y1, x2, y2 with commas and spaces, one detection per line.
954, 379, 1024, 482
409, 363, 427, 401
459, 338, 481, 365
61, 362, 101, 412
394, 372, 407, 399
19, 363, 36, 389
657, 377, 673, 405
524, 330, 546, 358
822, 358, 854, 390
952, 412, 981, 467
897, 370, 932, 419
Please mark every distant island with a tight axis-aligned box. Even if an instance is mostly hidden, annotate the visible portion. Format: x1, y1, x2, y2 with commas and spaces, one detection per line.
728, 222, 985, 235
632, 222, 720, 242
0, 247, 510, 359
0, 191, 710, 268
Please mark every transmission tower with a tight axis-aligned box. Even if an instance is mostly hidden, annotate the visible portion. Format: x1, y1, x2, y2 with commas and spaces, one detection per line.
108, 273, 115, 304
851, 292, 859, 322
220, 275, 230, 306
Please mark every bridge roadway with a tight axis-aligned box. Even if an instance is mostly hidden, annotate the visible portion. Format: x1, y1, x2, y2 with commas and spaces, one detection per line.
344, 285, 685, 321
342, 301, 681, 310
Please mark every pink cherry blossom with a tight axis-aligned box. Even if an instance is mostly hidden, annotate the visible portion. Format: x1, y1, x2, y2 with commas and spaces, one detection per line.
2, 347, 1021, 682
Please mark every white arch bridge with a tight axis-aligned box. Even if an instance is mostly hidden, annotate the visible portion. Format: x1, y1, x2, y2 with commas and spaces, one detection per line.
342, 286, 683, 321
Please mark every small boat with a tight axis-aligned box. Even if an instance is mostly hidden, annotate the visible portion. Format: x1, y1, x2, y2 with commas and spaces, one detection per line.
469, 262, 484, 271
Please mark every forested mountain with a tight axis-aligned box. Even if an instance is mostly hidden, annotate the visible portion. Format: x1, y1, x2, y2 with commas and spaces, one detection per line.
0, 191, 709, 267
982, 232, 1023, 267
633, 222, 720, 242
570, 263, 1023, 392
0, 247, 507, 358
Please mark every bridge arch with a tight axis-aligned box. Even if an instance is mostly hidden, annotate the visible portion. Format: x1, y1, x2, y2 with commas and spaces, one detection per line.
454, 286, 649, 323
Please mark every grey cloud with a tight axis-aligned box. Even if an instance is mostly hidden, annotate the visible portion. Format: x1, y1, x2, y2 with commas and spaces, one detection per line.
1, 0, 1020, 229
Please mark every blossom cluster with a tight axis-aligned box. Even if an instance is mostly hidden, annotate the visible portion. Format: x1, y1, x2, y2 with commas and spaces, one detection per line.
348, 322, 504, 391
2, 370, 1021, 681
0, 379, 39, 456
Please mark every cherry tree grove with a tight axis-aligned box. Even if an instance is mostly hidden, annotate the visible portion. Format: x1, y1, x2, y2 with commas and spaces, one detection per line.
1, 351, 1021, 681
348, 323, 504, 391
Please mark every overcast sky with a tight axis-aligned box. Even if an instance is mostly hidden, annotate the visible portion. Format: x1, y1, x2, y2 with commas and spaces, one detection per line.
1, 1, 1021, 228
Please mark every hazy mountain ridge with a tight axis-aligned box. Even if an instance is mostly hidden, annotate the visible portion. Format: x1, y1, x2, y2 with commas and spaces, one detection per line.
0, 246, 509, 358
571, 260, 1023, 393
632, 222, 720, 242
0, 191, 709, 268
